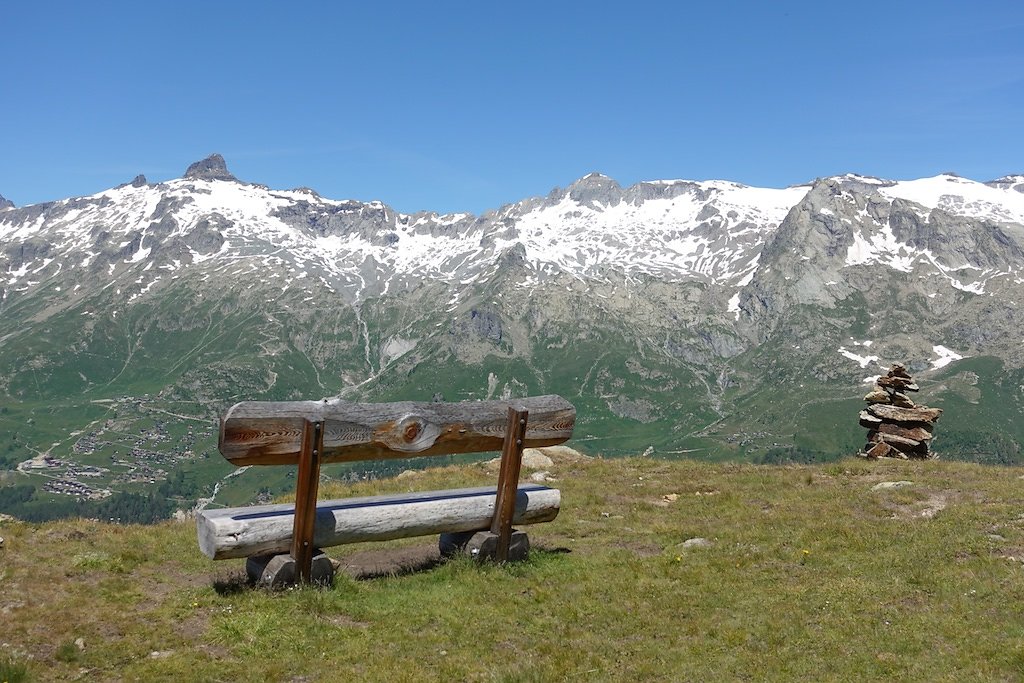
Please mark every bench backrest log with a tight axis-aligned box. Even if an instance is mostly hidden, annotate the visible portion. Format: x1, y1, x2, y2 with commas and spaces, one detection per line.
216, 394, 576, 580
219, 394, 576, 465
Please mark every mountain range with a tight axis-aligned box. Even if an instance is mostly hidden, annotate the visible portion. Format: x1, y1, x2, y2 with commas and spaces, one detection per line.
2, 154, 1024, 519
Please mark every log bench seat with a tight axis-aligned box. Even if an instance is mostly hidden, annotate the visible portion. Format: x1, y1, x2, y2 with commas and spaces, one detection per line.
196, 483, 561, 560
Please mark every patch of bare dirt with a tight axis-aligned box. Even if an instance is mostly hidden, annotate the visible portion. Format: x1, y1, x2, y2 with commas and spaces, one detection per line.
135, 562, 209, 601
884, 489, 954, 520
337, 543, 443, 580
321, 613, 371, 629
917, 492, 950, 518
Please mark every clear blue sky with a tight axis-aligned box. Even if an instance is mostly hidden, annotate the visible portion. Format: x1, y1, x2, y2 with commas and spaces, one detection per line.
1, 2, 1022, 215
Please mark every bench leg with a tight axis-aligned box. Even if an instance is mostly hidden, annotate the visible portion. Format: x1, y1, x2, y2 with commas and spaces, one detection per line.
247, 549, 335, 589
440, 529, 531, 562
490, 407, 529, 562
290, 419, 324, 583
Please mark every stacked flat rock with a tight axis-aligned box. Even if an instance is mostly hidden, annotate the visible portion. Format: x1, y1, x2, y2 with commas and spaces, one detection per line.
860, 364, 942, 459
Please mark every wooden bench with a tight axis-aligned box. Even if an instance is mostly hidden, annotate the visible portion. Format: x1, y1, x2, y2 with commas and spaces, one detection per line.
196, 395, 576, 586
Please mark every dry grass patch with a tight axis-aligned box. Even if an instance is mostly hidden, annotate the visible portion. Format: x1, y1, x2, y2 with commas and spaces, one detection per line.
3, 455, 1024, 680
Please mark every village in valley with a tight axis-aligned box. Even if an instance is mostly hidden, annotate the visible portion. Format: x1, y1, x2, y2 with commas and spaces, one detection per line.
16, 395, 217, 503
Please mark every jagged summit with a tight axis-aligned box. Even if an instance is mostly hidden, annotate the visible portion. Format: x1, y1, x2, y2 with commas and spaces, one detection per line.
562, 172, 623, 207
183, 153, 236, 182
567, 172, 620, 191
987, 175, 1024, 193
0, 193, 13, 210
572, 171, 613, 183
116, 174, 149, 190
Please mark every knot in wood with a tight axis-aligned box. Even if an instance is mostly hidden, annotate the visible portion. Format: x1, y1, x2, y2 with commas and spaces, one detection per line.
403, 421, 422, 442
378, 414, 442, 453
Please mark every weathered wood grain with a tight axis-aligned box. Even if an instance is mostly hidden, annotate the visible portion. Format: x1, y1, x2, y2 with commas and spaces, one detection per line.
291, 420, 323, 583
219, 395, 576, 466
196, 484, 561, 560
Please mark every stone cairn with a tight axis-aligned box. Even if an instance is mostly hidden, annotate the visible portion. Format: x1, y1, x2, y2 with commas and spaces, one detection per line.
860, 363, 942, 459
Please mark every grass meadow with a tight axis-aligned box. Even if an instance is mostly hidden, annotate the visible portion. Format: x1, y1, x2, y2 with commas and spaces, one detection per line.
2, 454, 1024, 681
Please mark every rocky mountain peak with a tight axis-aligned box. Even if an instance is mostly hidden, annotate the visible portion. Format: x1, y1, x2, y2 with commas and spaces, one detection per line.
183, 153, 237, 182
114, 174, 150, 191
565, 172, 623, 207
569, 172, 619, 191
0, 193, 13, 210
987, 175, 1024, 194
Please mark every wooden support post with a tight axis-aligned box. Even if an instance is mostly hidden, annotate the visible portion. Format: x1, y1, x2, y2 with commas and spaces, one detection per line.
291, 419, 323, 583
491, 406, 529, 562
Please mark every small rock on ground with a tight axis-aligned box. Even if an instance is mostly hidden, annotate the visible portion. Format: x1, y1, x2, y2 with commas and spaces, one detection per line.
485, 449, 553, 469
681, 537, 713, 549
521, 450, 554, 469
484, 446, 590, 469
872, 481, 914, 491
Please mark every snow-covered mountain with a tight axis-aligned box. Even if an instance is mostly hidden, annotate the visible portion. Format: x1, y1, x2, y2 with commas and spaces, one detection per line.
1, 160, 811, 306
5, 157, 1023, 314
3, 154, 1024, 516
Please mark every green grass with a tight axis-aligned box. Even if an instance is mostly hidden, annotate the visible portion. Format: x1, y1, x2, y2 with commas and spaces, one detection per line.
3, 454, 1024, 680
0, 654, 30, 683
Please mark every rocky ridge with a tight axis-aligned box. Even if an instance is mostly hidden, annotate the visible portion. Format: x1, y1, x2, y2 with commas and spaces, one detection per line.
3, 154, 1024, 508
183, 153, 236, 182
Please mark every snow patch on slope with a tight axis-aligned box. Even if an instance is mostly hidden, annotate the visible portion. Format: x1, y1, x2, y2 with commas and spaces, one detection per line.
931, 345, 964, 369
845, 224, 917, 272
838, 346, 879, 368
880, 175, 1024, 224
513, 181, 807, 283
727, 292, 741, 319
